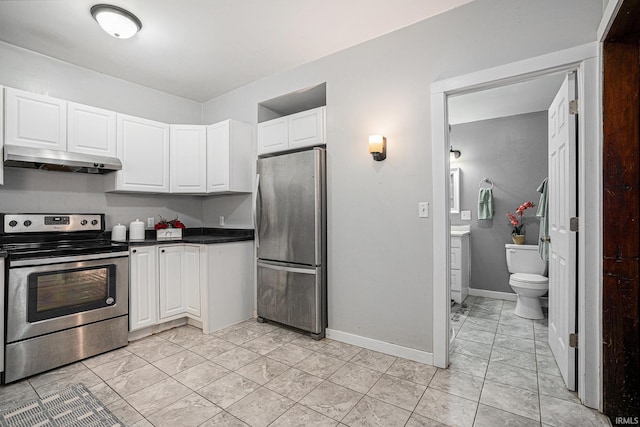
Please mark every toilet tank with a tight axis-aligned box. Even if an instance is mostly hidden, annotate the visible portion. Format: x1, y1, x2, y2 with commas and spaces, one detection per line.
505, 244, 548, 275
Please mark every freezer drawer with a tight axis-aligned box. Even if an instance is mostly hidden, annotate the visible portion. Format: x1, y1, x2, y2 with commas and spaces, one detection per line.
257, 261, 323, 335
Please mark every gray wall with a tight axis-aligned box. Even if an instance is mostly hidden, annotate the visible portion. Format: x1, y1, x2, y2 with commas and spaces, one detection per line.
202, 0, 602, 352
450, 112, 548, 294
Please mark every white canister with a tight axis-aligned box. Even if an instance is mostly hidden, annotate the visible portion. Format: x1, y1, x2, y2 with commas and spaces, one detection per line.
129, 219, 145, 241
111, 223, 127, 242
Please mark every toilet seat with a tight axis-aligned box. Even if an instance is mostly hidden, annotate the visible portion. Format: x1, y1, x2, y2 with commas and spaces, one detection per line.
510, 273, 548, 289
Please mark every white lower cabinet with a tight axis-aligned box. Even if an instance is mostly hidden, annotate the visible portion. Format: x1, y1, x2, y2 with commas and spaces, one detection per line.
129, 244, 201, 332
158, 244, 201, 319
129, 242, 252, 335
451, 234, 470, 304
205, 241, 254, 332
129, 246, 158, 331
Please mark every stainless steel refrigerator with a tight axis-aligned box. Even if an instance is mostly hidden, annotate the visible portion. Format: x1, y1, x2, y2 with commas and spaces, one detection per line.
255, 147, 326, 339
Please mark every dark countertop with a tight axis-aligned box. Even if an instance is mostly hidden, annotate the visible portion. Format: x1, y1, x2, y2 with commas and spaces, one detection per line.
124, 227, 254, 246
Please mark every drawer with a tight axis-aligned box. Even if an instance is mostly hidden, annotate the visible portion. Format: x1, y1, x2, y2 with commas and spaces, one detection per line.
451, 269, 462, 291
450, 247, 462, 269
451, 236, 462, 248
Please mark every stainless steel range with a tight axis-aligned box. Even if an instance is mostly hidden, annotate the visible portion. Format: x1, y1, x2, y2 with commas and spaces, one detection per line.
1, 213, 129, 384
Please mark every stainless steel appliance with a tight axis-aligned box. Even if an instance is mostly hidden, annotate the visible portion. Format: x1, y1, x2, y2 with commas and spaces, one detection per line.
1, 214, 129, 383
255, 147, 326, 339
4, 145, 122, 174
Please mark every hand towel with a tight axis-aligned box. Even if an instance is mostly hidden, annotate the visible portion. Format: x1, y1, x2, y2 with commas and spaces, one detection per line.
536, 177, 549, 261
478, 188, 494, 220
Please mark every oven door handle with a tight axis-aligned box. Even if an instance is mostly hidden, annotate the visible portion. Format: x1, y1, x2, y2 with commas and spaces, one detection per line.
9, 251, 130, 267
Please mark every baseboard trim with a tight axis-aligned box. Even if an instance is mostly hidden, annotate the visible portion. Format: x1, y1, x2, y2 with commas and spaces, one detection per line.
468, 288, 548, 307
326, 328, 433, 365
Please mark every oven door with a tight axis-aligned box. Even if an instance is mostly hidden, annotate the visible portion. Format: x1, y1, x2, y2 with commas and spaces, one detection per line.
6, 252, 128, 343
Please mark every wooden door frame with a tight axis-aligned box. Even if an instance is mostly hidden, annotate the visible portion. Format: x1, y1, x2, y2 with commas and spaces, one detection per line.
599, 0, 640, 419
430, 42, 602, 410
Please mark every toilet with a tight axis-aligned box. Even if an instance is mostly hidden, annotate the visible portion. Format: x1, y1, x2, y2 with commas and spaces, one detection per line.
505, 244, 549, 319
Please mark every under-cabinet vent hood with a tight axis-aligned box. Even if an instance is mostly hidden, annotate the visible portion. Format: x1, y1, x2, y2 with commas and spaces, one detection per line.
3, 145, 122, 174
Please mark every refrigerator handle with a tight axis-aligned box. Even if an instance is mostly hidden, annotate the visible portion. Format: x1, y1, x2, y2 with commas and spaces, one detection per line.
253, 173, 260, 248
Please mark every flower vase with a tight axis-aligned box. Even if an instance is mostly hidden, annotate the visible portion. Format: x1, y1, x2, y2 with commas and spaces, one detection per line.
512, 235, 525, 245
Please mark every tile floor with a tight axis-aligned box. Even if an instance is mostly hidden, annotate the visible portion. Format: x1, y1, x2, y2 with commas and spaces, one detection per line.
0, 297, 611, 426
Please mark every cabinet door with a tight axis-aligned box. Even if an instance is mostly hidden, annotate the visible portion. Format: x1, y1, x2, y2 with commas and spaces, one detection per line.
170, 125, 206, 193
67, 102, 117, 157
206, 121, 230, 192
257, 117, 288, 155
113, 114, 170, 192
158, 245, 186, 319
129, 246, 158, 331
4, 87, 67, 151
183, 245, 201, 318
207, 120, 253, 193
288, 106, 325, 150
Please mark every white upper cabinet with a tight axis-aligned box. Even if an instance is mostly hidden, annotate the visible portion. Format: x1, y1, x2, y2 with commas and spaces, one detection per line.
257, 117, 287, 155
107, 114, 170, 193
67, 102, 117, 157
206, 120, 253, 193
289, 107, 325, 150
257, 106, 325, 155
170, 125, 207, 193
4, 87, 67, 151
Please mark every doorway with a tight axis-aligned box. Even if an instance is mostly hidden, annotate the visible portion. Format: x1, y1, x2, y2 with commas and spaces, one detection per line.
430, 43, 601, 409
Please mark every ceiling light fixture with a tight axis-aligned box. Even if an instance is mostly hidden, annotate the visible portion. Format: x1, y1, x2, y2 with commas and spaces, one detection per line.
91, 4, 142, 39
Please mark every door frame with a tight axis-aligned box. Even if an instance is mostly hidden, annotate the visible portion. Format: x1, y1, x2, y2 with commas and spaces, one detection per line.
430, 42, 602, 410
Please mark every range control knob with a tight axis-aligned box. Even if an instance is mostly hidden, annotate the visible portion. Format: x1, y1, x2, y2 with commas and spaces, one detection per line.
23, 220, 32, 227
8, 220, 18, 227
105, 297, 115, 305
81, 220, 88, 225
91, 219, 99, 226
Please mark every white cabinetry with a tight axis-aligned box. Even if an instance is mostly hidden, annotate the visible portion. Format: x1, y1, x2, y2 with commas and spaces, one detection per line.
4, 87, 66, 151
258, 106, 325, 155
67, 102, 116, 157
170, 125, 207, 193
451, 234, 470, 304
205, 241, 254, 331
107, 114, 170, 193
129, 246, 158, 332
206, 120, 253, 193
158, 244, 201, 321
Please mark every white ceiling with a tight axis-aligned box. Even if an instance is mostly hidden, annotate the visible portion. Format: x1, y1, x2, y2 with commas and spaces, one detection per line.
0, 0, 474, 102
448, 73, 567, 125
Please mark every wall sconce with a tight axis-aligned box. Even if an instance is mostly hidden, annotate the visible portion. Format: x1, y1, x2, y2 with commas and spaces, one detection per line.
450, 146, 461, 160
369, 135, 387, 161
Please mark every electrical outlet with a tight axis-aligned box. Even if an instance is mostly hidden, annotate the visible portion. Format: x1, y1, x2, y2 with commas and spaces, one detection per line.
219, 216, 225, 226
418, 202, 429, 218
147, 217, 154, 228
461, 210, 472, 220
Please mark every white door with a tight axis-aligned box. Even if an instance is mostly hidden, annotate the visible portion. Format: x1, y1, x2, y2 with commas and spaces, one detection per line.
547, 72, 577, 390
170, 125, 207, 193
207, 121, 231, 192
158, 245, 187, 319
67, 102, 117, 157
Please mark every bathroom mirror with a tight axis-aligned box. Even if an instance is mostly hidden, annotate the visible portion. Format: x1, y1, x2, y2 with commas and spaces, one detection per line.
450, 167, 460, 214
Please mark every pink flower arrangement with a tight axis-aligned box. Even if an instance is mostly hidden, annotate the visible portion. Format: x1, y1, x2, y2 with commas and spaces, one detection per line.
507, 201, 535, 235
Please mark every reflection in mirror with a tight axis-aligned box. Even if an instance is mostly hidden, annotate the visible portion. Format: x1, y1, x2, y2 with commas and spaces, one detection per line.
450, 167, 460, 214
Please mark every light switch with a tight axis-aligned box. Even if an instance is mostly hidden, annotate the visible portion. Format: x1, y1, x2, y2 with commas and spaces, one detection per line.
461, 210, 471, 220
418, 202, 429, 218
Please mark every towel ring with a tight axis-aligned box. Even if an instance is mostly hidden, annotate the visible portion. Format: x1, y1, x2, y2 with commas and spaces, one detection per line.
479, 177, 494, 189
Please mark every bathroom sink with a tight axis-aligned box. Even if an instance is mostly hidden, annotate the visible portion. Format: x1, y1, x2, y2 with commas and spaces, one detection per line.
451, 225, 471, 236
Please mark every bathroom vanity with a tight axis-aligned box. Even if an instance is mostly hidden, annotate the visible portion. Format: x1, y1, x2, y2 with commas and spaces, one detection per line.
451, 227, 470, 304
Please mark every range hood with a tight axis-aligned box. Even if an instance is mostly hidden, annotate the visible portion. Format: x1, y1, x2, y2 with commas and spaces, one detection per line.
3, 145, 122, 174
